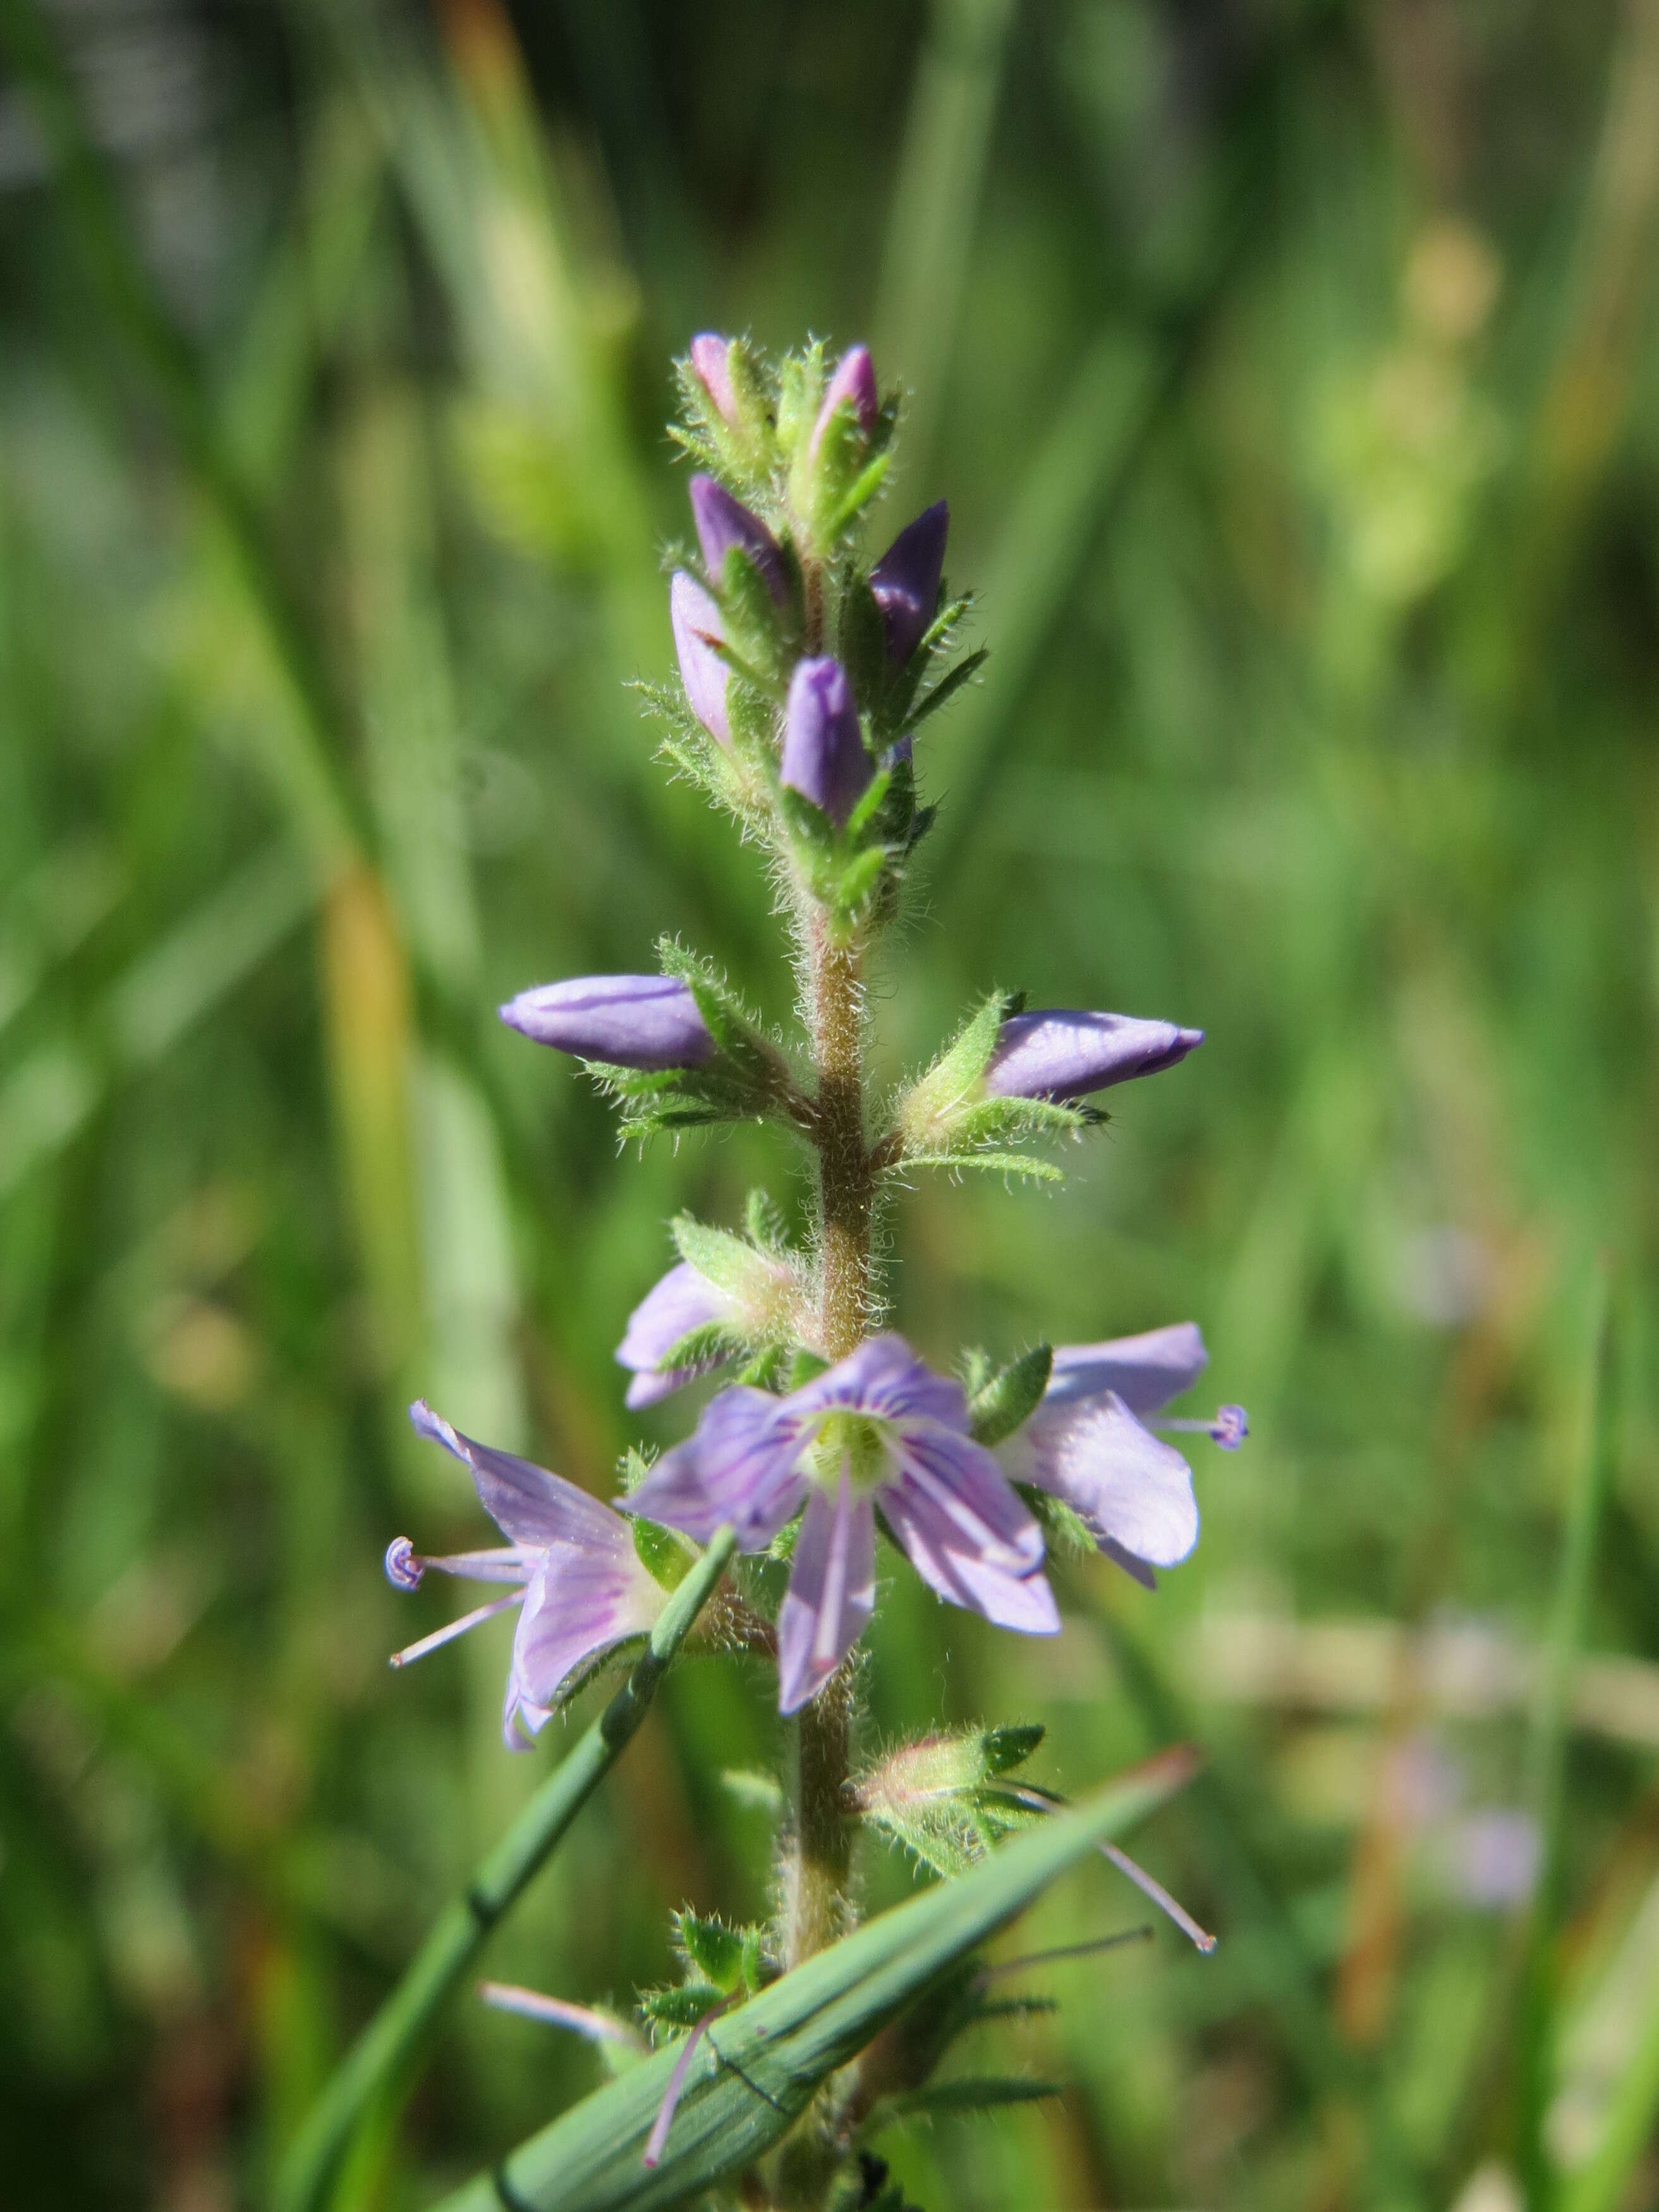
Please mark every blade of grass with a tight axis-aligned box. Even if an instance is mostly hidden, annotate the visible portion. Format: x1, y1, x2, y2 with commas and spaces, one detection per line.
274, 1526, 738, 2212
1516, 1265, 1616, 2210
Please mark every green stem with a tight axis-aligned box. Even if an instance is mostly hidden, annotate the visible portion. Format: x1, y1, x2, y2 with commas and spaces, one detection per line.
275, 1527, 737, 2212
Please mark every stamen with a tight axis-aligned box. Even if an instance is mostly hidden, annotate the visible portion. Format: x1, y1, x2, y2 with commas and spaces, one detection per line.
999, 1785, 1217, 1954
1153, 1404, 1249, 1450
478, 1981, 641, 2049
1099, 1842, 1217, 1953
642, 1997, 731, 2168
387, 1591, 522, 1668
384, 1541, 532, 1593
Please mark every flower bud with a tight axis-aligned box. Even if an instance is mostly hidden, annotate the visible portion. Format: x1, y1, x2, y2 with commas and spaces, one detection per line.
780, 657, 872, 827
670, 571, 731, 747
688, 332, 738, 424
499, 975, 715, 1071
688, 474, 788, 606
983, 1011, 1203, 1102
617, 1261, 729, 1407
871, 500, 948, 664
811, 344, 877, 456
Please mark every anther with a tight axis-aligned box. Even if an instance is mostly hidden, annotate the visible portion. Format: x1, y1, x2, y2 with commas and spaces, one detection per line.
385, 1536, 423, 1591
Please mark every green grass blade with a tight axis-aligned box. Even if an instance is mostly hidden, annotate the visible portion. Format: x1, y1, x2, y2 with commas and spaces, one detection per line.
430, 1746, 1196, 2212
274, 1528, 738, 2212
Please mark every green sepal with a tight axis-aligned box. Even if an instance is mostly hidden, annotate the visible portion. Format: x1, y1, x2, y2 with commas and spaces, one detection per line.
655, 1318, 748, 1376
1016, 1481, 1099, 1560
719, 1768, 786, 1818
671, 336, 775, 483
672, 1214, 779, 1302
838, 576, 889, 704
849, 1725, 1051, 1880
713, 542, 799, 687
744, 1186, 791, 1253
909, 646, 988, 731
633, 1516, 697, 1592
786, 1348, 830, 1389
968, 1346, 1054, 1446
639, 1983, 726, 2033
674, 1912, 750, 1997
867, 2079, 1065, 2134
735, 1343, 790, 1390
896, 994, 1012, 1150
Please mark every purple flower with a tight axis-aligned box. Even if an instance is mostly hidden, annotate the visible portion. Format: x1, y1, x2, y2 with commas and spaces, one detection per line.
628, 1334, 1057, 1714
617, 1260, 736, 1409
811, 344, 877, 457
998, 1323, 1245, 1587
871, 501, 948, 664
983, 1011, 1204, 1102
499, 975, 715, 1071
781, 657, 872, 827
689, 332, 738, 424
389, 1402, 666, 1746
671, 571, 731, 748
688, 475, 788, 607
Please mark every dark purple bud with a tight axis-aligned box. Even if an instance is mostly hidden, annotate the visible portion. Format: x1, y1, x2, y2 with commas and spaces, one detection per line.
688, 332, 738, 424
811, 345, 877, 456
983, 1011, 1204, 1102
499, 976, 716, 1071
670, 571, 731, 748
871, 500, 949, 664
781, 657, 872, 827
688, 474, 787, 606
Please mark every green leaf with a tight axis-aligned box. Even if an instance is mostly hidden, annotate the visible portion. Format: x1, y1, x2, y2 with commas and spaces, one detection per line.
968, 1346, 1053, 1446
639, 1983, 726, 2032
909, 647, 988, 730
428, 1751, 1197, 2212
868, 2075, 1065, 2128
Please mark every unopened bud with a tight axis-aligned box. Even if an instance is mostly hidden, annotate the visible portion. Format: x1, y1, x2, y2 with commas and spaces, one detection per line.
781, 657, 872, 827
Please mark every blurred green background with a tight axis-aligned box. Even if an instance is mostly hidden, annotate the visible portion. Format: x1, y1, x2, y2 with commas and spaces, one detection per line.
3, 0, 1658, 2205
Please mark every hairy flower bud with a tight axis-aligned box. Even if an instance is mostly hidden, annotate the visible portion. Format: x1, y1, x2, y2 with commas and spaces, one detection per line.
781, 657, 872, 828
871, 500, 948, 664
499, 975, 715, 1071
983, 1010, 1203, 1102
688, 331, 738, 424
670, 571, 731, 748
811, 343, 877, 456
689, 474, 788, 606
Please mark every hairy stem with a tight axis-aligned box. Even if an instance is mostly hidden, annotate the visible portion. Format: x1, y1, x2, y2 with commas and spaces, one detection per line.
810, 920, 873, 1361
786, 1662, 856, 1969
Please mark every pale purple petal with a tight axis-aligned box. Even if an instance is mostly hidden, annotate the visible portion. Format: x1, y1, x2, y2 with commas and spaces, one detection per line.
689, 475, 788, 605
617, 1261, 732, 1407
780, 657, 872, 827
688, 332, 738, 423
1007, 1390, 1198, 1570
501, 1545, 663, 1747
786, 1333, 967, 1430
881, 1468, 1060, 1636
811, 344, 877, 454
983, 1011, 1204, 1102
671, 571, 731, 748
628, 1386, 809, 1550
870, 501, 947, 664
1045, 1323, 1208, 1416
499, 975, 715, 1071
775, 1480, 876, 1714
409, 1401, 630, 1553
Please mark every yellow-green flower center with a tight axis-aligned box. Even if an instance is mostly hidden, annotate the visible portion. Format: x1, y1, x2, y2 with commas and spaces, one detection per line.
805, 1411, 892, 1496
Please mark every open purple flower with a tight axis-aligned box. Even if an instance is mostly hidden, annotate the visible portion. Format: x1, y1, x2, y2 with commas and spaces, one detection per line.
689, 332, 738, 425
617, 1258, 767, 1410
871, 501, 948, 664
671, 571, 731, 748
388, 1403, 666, 1746
689, 475, 788, 607
811, 344, 877, 456
998, 1323, 1245, 1587
499, 975, 714, 1071
781, 656, 872, 827
984, 1011, 1203, 1102
628, 1334, 1057, 1714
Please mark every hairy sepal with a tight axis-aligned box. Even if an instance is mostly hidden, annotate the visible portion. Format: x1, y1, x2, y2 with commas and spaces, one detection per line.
674, 1912, 773, 2000
633, 1517, 697, 1592
968, 1346, 1054, 1447
849, 1726, 1050, 1880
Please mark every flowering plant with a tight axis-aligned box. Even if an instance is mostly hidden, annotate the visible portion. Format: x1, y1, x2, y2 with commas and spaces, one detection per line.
280, 336, 1243, 2212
